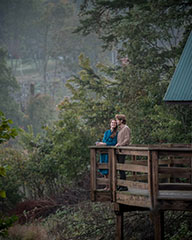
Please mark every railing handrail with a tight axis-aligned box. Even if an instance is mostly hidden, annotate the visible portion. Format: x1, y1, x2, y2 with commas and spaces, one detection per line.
89, 144, 192, 151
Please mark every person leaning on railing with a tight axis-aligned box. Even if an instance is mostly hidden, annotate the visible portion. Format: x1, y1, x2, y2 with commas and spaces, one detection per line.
115, 114, 131, 191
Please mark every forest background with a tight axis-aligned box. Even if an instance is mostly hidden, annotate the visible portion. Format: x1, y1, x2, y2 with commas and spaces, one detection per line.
0, 0, 192, 239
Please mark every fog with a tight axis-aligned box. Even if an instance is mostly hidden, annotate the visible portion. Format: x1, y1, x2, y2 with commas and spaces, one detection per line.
0, 0, 110, 133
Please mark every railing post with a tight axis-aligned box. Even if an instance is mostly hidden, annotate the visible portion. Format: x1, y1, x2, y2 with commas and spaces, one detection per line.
112, 148, 117, 202
151, 150, 159, 208
151, 150, 164, 240
90, 148, 97, 201
148, 150, 153, 208
108, 149, 113, 198
190, 156, 192, 184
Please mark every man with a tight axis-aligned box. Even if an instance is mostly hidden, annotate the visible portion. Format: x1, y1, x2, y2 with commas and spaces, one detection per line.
115, 114, 131, 190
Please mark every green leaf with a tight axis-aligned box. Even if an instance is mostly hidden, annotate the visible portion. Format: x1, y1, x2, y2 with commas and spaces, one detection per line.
0, 190, 6, 198
0, 167, 6, 177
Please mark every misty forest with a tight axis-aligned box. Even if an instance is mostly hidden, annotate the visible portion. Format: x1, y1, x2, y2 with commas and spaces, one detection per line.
0, 0, 192, 239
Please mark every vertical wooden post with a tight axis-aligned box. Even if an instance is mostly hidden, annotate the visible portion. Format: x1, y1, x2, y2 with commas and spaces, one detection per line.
90, 148, 97, 201
151, 150, 159, 207
112, 148, 117, 202
150, 150, 164, 240
108, 149, 112, 191
190, 156, 192, 184
148, 151, 153, 208
115, 211, 124, 240
132, 155, 137, 180
150, 210, 164, 240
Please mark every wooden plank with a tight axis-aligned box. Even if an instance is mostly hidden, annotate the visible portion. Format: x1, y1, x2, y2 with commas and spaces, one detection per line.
159, 183, 192, 191
97, 163, 108, 169
158, 173, 172, 179
159, 151, 192, 157
95, 191, 111, 202
116, 146, 149, 151
116, 163, 148, 173
96, 177, 109, 185
158, 158, 191, 165
114, 203, 149, 212
158, 190, 192, 200
117, 179, 148, 190
159, 167, 192, 177
116, 192, 151, 208
96, 149, 109, 154
129, 160, 148, 166
126, 174, 148, 181
158, 199, 192, 211
89, 144, 192, 150
116, 149, 148, 156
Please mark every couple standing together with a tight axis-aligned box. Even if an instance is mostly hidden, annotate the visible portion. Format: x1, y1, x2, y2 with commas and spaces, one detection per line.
96, 114, 131, 190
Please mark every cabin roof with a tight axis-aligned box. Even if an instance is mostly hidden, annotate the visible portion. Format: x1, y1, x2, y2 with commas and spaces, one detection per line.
163, 31, 192, 104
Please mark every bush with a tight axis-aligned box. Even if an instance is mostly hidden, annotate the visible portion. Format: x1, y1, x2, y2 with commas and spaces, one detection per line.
43, 201, 115, 240
0, 147, 25, 210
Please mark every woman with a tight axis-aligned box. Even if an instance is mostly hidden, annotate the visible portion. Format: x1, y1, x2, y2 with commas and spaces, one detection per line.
96, 119, 118, 189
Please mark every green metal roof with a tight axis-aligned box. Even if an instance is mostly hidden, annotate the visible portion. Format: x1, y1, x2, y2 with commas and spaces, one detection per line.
163, 31, 192, 103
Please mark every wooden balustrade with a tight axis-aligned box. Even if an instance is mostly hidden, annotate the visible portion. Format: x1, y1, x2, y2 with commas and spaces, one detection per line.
90, 144, 192, 208
90, 144, 192, 240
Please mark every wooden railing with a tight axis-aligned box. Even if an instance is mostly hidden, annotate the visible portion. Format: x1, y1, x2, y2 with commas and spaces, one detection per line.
90, 144, 192, 211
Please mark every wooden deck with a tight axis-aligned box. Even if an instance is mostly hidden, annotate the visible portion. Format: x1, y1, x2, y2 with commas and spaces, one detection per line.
89, 144, 192, 239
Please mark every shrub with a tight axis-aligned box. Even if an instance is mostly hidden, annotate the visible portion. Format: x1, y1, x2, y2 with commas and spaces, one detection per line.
0, 147, 25, 210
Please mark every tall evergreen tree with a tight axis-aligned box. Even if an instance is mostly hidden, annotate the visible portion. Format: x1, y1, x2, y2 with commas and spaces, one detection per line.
71, 0, 192, 144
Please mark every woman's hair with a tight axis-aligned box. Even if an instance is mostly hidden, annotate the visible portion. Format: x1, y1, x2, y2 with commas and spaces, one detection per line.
115, 114, 126, 124
110, 119, 118, 138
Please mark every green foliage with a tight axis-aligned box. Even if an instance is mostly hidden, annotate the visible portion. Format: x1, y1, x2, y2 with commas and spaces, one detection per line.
0, 112, 18, 144
0, 112, 18, 237
0, 112, 18, 202
17, 109, 93, 198
50, 109, 92, 181
165, 211, 192, 240
44, 202, 115, 240
0, 148, 25, 208
18, 126, 59, 199
63, 53, 192, 145
73, 1, 192, 144
0, 171, 6, 199
64, 53, 119, 140
0, 215, 18, 237
43, 201, 154, 240
0, 2, 191, 238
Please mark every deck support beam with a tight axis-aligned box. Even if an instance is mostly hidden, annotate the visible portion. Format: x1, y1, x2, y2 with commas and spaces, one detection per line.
150, 210, 164, 240
115, 211, 124, 240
